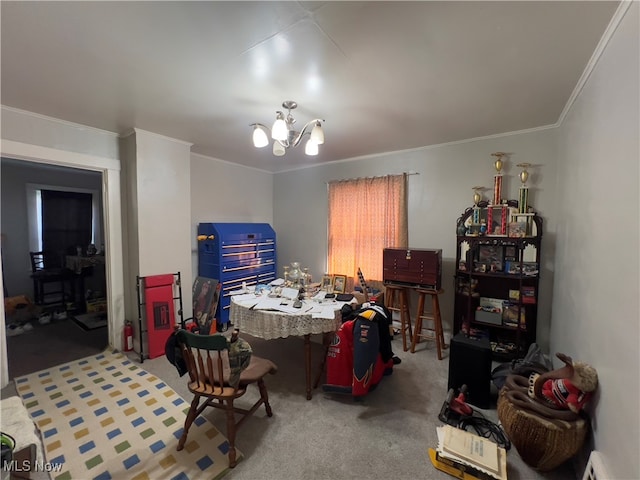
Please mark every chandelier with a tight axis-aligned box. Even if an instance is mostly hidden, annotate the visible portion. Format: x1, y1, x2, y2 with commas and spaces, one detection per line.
251, 101, 325, 156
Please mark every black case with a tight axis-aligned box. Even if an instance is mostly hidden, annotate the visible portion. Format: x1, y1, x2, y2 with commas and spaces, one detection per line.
336, 293, 354, 302
447, 333, 492, 409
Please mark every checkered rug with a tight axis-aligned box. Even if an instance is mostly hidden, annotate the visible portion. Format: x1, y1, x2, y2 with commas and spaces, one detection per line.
14, 349, 237, 480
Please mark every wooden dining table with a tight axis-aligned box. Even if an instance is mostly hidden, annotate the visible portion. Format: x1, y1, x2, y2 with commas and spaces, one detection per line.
229, 295, 345, 400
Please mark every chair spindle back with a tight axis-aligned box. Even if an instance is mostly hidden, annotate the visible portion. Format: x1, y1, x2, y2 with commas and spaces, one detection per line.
178, 330, 232, 394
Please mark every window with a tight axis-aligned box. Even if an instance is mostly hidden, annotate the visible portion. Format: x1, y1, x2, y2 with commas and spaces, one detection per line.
26, 183, 101, 257
327, 174, 408, 282
41, 189, 93, 265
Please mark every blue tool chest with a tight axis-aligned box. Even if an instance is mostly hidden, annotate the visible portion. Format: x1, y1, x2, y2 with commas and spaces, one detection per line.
197, 222, 277, 326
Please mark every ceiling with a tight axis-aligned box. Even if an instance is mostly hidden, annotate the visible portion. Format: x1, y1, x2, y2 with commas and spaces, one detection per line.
1, 1, 620, 173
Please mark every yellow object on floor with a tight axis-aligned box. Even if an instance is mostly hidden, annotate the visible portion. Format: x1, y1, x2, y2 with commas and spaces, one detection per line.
86, 297, 107, 313
428, 448, 486, 480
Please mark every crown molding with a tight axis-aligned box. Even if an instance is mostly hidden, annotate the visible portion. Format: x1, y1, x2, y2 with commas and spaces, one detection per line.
1, 105, 120, 137
557, 0, 633, 125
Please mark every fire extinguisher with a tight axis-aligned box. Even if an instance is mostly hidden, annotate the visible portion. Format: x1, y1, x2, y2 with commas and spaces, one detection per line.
123, 320, 133, 352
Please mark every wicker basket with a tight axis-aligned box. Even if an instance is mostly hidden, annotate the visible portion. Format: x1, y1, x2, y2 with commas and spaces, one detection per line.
497, 378, 588, 471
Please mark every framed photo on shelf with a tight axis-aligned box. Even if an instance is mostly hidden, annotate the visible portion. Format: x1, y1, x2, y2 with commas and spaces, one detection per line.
504, 245, 517, 261
508, 222, 526, 238
333, 275, 347, 293
502, 302, 526, 327
478, 245, 504, 271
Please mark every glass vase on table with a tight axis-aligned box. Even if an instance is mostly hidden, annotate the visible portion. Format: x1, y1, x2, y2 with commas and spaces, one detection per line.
283, 265, 290, 286
289, 262, 302, 287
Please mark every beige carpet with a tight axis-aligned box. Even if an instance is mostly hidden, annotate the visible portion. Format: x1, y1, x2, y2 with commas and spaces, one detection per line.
2, 325, 579, 479
141, 334, 578, 480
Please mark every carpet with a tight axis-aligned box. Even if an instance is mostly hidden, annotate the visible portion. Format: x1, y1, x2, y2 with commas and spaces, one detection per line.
14, 349, 237, 480
72, 312, 108, 331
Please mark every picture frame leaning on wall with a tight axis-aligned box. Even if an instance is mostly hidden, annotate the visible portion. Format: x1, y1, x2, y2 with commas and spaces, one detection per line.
321, 274, 334, 292
333, 275, 347, 294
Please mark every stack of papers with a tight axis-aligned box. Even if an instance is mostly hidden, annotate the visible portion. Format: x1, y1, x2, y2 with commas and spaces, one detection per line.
231, 293, 261, 309
432, 425, 507, 480
280, 287, 300, 300
252, 297, 310, 314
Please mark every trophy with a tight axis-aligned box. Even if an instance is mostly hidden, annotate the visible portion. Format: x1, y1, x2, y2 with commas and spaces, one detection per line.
491, 152, 506, 205
517, 163, 531, 214
490, 152, 509, 235
472, 186, 484, 225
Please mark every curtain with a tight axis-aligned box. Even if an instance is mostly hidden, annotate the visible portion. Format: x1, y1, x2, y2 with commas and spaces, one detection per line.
328, 174, 408, 282
41, 190, 92, 268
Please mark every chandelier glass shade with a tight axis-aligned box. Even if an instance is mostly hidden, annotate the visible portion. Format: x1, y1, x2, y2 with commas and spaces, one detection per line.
252, 126, 269, 148
251, 101, 324, 156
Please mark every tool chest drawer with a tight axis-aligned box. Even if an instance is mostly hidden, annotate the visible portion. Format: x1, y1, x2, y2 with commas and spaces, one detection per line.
198, 223, 277, 326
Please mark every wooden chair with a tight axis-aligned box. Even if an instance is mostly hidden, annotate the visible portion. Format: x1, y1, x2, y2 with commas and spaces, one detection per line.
29, 251, 71, 305
176, 329, 277, 468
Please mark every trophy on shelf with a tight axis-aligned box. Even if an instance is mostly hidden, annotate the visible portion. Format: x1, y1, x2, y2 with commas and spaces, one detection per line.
472, 186, 483, 224
468, 186, 486, 236
491, 152, 506, 205
488, 152, 509, 236
508, 162, 534, 237
517, 162, 531, 214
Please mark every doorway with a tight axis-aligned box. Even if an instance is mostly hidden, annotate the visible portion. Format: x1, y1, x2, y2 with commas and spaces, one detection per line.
2, 159, 108, 378
0, 142, 124, 389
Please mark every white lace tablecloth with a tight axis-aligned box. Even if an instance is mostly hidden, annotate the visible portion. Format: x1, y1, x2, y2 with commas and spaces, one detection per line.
230, 297, 341, 339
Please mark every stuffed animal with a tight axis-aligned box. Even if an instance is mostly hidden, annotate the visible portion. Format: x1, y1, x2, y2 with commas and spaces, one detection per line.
528, 352, 598, 413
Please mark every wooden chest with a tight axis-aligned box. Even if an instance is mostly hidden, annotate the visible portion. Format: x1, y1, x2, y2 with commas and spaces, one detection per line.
383, 248, 442, 290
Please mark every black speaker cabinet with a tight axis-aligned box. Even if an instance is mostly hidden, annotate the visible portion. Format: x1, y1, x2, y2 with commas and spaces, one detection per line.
447, 333, 492, 409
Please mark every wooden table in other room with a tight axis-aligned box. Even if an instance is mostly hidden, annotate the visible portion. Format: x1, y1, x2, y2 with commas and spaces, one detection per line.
64, 254, 106, 310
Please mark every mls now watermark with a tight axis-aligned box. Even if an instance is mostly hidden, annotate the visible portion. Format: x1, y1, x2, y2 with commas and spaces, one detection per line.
2, 459, 63, 473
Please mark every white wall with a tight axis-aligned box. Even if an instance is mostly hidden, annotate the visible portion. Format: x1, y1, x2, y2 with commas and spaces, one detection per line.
133, 129, 193, 323
273, 129, 559, 350
553, 3, 639, 479
189, 153, 274, 278
120, 133, 141, 345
